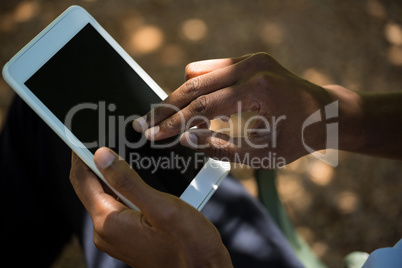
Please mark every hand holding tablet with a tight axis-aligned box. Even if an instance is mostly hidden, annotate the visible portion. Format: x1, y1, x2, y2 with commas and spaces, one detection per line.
2, 6, 230, 210
69, 148, 233, 267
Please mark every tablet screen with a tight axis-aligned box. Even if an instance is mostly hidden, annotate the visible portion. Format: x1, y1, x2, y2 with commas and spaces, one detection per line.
25, 23, 206, 197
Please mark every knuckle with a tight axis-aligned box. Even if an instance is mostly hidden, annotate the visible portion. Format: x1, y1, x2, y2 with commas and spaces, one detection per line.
150, 101, 181, 126
161, 117, 178, 131
249, 52, 276, 70
93, 232, 108, 252
92, 216, 107, 240
183, 77, 202, 97
92, 211, 117, 242
191, 95, 209, 115
69, 163, 85, 190
251, 72, 271, 90
68, 169, 77, 186
165, 118, 176, 129
112, 173, 134, 193
148, 105, 163, 125
252, 52, 273, 63
205, 138, 233, 160
157, 199, 183, 223
152, 105, 163, 118
207, 146, 231, 160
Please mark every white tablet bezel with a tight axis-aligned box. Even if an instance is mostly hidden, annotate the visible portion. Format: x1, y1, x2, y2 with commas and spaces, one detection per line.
2, 5, 230, 211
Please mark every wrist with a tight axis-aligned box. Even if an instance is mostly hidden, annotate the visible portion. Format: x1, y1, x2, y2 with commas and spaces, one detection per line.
323, 85, 365, 152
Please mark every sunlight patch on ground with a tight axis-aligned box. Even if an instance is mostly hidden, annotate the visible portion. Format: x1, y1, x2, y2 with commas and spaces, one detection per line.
277, 173, 312, 212
308, 160, 334, 186
0, 0, 39, 32
335, 191, 360, 214
312, 241, 329, 258
129, 25, 164, 55
260, 22, 284, 45
388, 46, 402, 65
159, 44, 186, 66
366, 0, 386, 19
181, 19, 208, 42
384, 22, 402, 46
14, 1, 39, 23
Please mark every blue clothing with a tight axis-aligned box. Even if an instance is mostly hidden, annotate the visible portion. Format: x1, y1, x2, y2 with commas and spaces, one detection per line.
362, 239, 402, 268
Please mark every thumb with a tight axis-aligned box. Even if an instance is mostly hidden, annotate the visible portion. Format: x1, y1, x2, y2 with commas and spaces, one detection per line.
94, 147, 163, 212
180, 130, 250, 162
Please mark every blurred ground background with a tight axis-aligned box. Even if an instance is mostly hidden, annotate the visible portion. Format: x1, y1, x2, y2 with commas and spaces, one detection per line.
1, 0, 402, 267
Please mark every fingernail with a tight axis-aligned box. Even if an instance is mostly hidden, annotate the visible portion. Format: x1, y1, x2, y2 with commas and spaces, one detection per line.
133, 116, 147, 132
96, 148, 116, 169
145, 125, 160, 140
180, 132, 198, 148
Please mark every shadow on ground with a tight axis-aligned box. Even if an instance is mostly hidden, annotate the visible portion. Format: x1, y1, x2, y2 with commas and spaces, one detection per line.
1, 1, 401, 267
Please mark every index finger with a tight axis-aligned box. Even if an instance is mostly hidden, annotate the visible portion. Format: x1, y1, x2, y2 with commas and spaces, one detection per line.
185, 54, 251, 80
133, 55, 250, 133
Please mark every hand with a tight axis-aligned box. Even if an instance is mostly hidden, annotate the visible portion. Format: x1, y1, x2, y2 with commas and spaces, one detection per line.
69, 148, 232, 268
133, 53, 336, 168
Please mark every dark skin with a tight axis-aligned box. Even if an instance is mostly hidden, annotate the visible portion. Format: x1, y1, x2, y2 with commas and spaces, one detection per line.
70, 148, 232, 268
70, 53, 402, 267
134, 53, 402, 165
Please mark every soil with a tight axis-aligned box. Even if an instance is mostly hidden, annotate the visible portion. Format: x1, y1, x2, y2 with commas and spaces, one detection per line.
1, 1, 401, 267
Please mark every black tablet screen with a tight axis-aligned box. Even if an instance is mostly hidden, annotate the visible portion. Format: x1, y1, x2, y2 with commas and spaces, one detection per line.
25, 23, 206, 197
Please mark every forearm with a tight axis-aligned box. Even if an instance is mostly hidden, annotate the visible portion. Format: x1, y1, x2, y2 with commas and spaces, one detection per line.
324, 85, 402, 160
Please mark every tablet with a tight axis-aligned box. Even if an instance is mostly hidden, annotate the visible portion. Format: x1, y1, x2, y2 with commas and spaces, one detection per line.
2, 5, 230, 211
